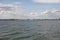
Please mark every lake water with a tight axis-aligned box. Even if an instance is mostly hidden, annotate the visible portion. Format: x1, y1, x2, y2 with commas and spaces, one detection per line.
0, 19, 60, 40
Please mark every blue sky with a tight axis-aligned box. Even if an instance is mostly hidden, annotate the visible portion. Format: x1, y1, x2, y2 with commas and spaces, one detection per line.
0, 0, 60, 19
0, 0, 60, 11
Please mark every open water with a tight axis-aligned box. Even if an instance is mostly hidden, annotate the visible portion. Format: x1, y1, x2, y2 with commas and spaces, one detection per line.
0, 19, 60, 40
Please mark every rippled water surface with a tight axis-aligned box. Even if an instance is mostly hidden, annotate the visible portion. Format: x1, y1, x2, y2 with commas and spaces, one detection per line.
0, 19, 60, 40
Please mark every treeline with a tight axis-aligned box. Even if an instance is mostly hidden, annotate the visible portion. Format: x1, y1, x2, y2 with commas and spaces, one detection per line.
0, 19, 18, 21
0, 19, 60, 21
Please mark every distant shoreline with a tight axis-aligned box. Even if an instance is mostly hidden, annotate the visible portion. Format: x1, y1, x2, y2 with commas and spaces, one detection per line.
0, 19, 60, 21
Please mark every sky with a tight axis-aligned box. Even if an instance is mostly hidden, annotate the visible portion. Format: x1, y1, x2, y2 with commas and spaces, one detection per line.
0, 0, 60, 19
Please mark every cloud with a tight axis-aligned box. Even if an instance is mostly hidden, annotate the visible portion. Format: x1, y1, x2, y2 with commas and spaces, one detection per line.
12, 2, 21, 5
25, 9, 60, 19
32, 0, 60, 3
0, 3, 24, 19
0, 3, 60, 19
40, 9, 60, 19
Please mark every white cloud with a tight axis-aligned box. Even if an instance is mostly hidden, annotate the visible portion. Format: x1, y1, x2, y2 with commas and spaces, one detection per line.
32, 0, 60, 3
0, 3, 60, 19
40, 9, 60, 19
0, 3, 24, 19
12, 2, 21, 5
25, 9, 60, 19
